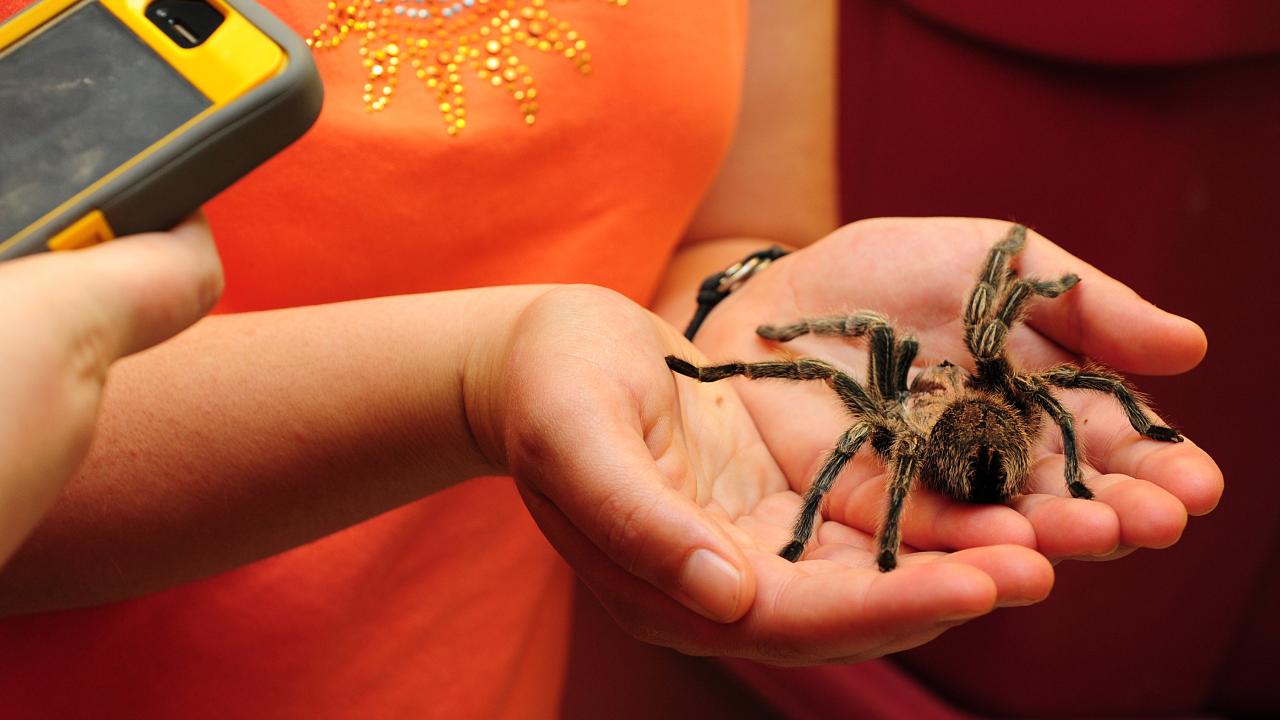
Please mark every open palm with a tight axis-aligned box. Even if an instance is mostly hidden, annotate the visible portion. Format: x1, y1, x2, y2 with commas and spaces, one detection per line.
692, 217, 1222, 571
496, 282, 1052, 666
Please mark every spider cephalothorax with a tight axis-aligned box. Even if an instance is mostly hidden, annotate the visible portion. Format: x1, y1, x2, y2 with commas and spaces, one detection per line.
665, 224, 1183, 571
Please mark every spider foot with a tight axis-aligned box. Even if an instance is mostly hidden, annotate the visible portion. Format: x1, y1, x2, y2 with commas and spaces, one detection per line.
757, 324, 805, 342
1068, 481, 1095, 500
779, 541, 806, 562
1145, 425, 1184, 443
876, 549, 898, 573
665, 355, 699, 378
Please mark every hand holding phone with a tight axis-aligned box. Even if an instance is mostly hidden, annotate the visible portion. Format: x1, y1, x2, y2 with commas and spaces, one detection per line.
0, 214, 222, 564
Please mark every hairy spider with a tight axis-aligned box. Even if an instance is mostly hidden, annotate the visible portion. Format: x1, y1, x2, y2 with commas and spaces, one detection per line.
665, 224, 1184, 571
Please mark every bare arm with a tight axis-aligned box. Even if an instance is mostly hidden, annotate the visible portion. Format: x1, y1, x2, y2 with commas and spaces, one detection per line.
652, 0, 838, 326
0, 286, 549, 614
0, 218, 222, 567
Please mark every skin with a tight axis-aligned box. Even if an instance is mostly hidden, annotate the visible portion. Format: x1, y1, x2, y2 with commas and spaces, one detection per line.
0, 216, 222, 565
0, 1, 1222, 668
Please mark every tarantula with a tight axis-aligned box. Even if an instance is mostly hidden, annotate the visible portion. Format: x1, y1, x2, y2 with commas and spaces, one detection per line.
665, 224, 1183, 571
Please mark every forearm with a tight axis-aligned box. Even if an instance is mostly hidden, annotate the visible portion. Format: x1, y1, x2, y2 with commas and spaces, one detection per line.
0, 286, 548, 615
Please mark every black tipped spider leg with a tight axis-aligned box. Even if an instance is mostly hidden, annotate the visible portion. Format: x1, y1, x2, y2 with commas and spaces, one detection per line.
876, 434, 924, 572
1037, 366, 1185, 443
779, 423, 871, 562
665, 355, 701, 379
664, 356, 879, 416
1019, 378, 1094, 499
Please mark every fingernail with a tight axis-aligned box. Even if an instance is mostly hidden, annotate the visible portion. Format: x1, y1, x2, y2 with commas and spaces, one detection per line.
679, 548, 743, 622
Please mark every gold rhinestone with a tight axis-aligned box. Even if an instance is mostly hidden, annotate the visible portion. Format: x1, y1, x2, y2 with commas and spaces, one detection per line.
502, 67, 517, 81
485, 39, 501, 53
485, 57, 501, 71
371, 65, 384, 76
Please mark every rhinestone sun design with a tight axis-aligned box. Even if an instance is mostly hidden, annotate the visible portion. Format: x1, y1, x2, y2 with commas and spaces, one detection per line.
308, 0, 628, 134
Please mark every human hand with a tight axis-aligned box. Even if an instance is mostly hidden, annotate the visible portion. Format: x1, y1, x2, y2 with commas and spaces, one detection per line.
468, 285, 1051, 665
0, 217, 222, 563
692, 217, 1222, 568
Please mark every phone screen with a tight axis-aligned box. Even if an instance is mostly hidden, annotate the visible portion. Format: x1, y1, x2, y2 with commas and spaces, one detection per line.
0, 1, 211, 240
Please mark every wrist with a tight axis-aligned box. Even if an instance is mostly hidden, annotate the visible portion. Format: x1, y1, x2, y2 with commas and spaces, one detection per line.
458, 284, 559, 476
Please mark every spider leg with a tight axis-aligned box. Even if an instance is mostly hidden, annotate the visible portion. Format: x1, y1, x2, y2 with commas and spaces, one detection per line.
876, 432, 924, 572
756, 311, 890, 343
964, 224, 1026, 336
665, 355, 878, 416
994, 276, 1080, 328
1016, 377, 1093, 499
1035, 365, 1184, 442
757, 312, 902, 402
969, 274, 1080, 371
779, 422, 872, 561
893, 337, 919, 398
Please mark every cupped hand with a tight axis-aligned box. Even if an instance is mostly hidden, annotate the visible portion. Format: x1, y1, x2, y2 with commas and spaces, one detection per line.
480, 285, 1050, 665
0, 216, 222, 563
693, 217, 1222, 567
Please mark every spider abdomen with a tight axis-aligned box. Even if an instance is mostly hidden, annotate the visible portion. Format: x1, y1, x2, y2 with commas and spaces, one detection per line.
918, 396, 1036, 503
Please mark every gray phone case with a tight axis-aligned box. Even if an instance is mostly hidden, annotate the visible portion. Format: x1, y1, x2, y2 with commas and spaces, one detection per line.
0, 0, 323, 260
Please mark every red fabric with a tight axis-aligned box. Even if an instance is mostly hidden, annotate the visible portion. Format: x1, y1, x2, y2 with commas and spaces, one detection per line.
0, 1, 748, 718
900, 0, 1280, 66
818, 1, 1279, 717
0, 0, 28, 23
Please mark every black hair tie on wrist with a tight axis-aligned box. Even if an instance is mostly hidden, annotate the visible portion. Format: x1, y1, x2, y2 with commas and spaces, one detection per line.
683, 246, 789, 341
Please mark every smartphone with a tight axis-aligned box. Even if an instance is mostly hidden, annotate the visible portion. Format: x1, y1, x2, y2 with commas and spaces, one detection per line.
0, 0, 322, 260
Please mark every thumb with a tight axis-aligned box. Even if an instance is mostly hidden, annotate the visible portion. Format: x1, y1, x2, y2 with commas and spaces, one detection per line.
0, 213, 223, 377
0, 214, 222, 561
508, 383, 756, 623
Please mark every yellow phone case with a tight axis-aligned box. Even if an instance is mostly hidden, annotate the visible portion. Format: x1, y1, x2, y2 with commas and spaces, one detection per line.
0, 0, 322, 259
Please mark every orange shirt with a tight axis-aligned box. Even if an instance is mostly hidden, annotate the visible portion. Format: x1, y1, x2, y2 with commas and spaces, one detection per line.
0, 1, 746, 717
